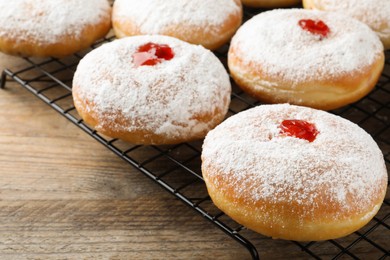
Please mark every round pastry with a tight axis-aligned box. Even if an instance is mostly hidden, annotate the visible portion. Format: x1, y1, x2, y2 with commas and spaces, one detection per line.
202, 104, 388, 241
228, 9, 385, 111
241, 0, 301, 8
0, 0, 111, 57
112, 0, 243, 50
72, 35, 231, 145
303, 0, 390, 50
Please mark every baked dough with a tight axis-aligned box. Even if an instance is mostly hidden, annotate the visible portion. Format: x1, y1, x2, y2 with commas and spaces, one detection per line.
202, 104, 388, 241
73, 35, 231, 145
112, 0, 243, 50
228, 9, 384, 110
303, 0, 390, 50
0, 0, 111, 57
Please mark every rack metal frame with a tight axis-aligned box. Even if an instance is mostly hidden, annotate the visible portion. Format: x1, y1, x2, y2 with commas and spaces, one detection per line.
1, 7, 389, 259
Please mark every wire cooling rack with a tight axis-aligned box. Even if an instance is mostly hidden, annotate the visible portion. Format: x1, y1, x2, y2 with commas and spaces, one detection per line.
1, 7, 390, 260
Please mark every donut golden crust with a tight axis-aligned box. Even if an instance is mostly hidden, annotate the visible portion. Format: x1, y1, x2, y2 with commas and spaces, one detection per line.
228, 9, 385, 110
0, 0, 111, 57
303, 0, 390, 50
201, 104, 388, 241
228, 50, 384, 111
241, 0, 301, 8
72, 35, 231, 145
112, 0, 243, 50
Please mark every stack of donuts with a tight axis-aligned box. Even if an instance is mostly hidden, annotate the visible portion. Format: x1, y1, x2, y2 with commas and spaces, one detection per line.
0, 0, 388, 242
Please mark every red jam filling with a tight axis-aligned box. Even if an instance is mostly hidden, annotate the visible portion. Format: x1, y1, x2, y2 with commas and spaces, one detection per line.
298, 19, 330, 38
279, 119, 319, 142
132, 42, 174, 67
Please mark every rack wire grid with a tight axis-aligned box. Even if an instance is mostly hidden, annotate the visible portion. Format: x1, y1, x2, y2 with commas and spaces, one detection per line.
1, 6, 389, 260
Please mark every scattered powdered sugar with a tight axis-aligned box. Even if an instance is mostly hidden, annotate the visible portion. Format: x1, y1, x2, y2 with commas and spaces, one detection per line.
113, 0, 241, 35
202, 104, 387, 220
229, 9, 384, 85
73, 35, 231, 140
0, 0, 111, 44
310, 0, 390, 40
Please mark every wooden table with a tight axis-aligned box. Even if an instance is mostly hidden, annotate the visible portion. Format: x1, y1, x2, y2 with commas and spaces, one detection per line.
0, 53, 305, 260
0, 52, 388, 260
0, 53, 257, 259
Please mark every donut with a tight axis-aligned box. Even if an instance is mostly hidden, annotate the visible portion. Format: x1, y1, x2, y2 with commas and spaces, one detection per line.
112, 0, 243, 50
303, 0, 390, 50
228, 9, 385, 111
72, 35, 231, 145
201, 104, 388, 241
0, 0, 111, 57
241, 0, 301, 8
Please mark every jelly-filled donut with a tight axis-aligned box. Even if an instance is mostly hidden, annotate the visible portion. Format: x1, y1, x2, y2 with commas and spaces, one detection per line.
73, 35, 231, 145
228, 9, 385, 110
303, 0, 390, 50
112, 0, 243, 50
241, 0, 301, 8
0, 0, 111, 57
202, 104, 388, 241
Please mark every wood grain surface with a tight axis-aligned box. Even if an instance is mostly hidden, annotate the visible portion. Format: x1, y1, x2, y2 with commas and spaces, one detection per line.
0, 53, 312, 260
0, 53, 249, 259
0, 51, 388, 260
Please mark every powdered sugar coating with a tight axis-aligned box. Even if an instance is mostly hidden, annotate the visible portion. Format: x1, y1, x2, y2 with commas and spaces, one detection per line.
73, 35, 231, 142
229, 9, 384, 85
0, 0, 111, 44
113, 0, 241, 35
202, 104, 387, 220
309, 0, 390, 42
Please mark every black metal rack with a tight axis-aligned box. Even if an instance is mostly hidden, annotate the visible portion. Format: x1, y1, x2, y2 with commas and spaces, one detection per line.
1, 7, 389, 260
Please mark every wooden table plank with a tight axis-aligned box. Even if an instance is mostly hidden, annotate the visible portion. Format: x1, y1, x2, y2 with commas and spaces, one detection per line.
1, 52, 388, 260
0, 53, 258, 259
